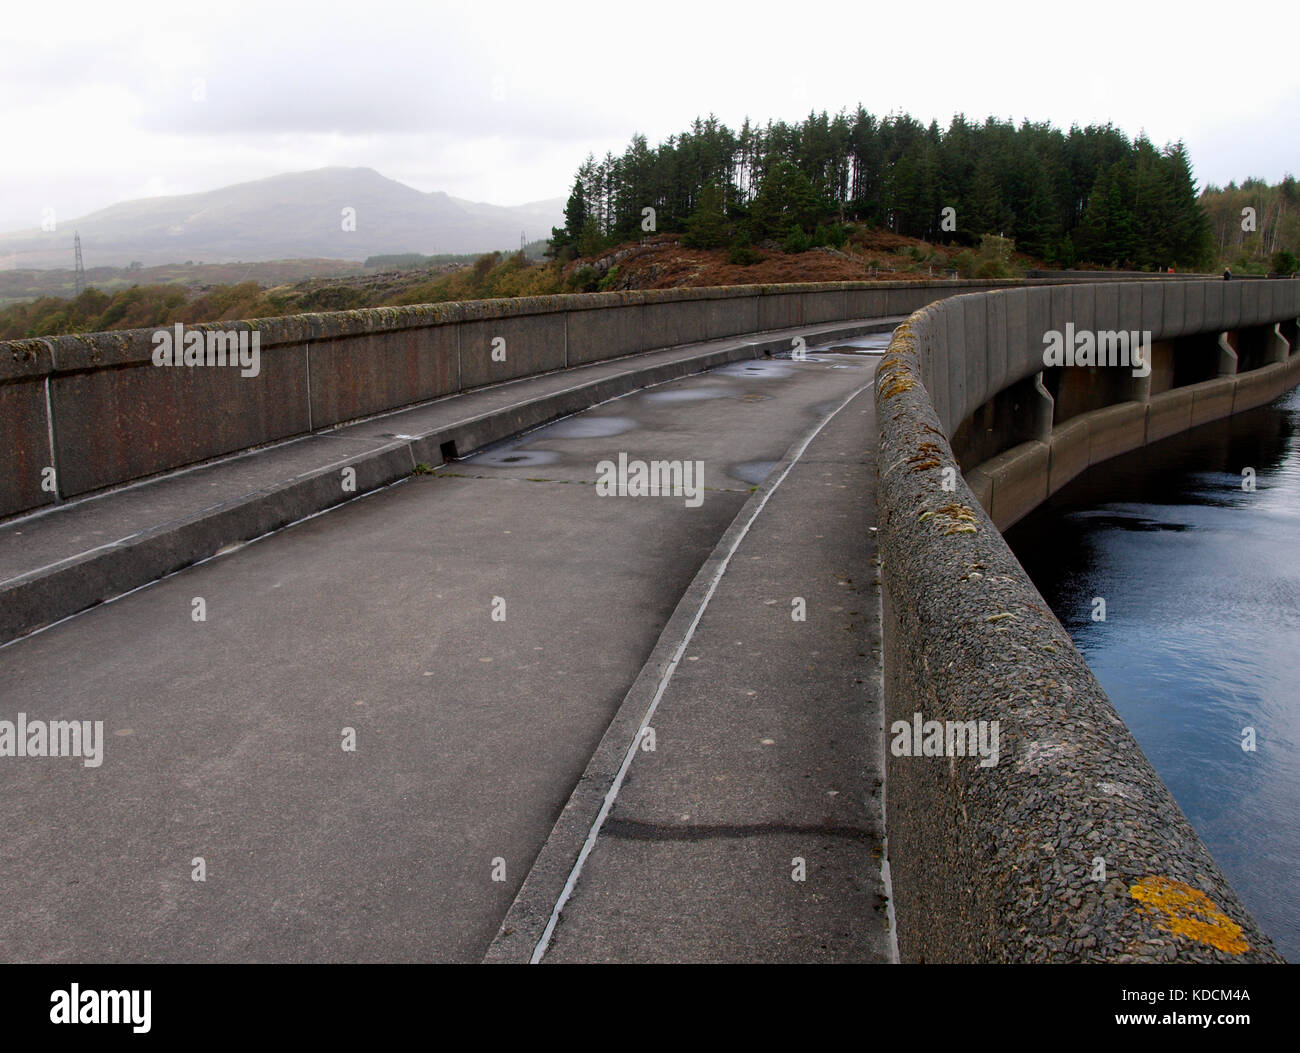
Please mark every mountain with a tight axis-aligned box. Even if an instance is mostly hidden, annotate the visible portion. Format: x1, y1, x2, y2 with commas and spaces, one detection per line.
0, 168, 564, 269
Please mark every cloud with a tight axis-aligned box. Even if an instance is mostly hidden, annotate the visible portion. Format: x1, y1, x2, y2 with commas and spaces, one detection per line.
1, 0, 1296, 234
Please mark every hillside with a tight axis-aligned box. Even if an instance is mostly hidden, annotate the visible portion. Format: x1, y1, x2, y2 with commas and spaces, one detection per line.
0, 228, 1044, 340
0, 167, 564, 268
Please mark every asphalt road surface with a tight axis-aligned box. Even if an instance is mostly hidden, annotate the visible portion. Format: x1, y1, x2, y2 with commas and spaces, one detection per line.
0, 349, 880, 962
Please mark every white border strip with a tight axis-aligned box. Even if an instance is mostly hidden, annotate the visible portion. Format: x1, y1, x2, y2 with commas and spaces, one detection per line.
530, 373, 878, 963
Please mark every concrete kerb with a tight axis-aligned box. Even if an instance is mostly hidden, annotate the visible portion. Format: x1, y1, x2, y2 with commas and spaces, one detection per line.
0, 320, 893, 646
483, 363, 881, 964
0, 442, 416, 646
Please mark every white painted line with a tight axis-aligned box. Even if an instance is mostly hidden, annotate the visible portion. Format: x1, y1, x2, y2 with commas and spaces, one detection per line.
530, 373, 878, 963
874, 576, 901, 964
1, 534, 142, 587
0, 477, 408, 652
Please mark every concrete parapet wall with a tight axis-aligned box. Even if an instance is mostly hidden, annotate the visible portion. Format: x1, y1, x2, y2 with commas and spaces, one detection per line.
0, 340, 54, 518
309, 324, 458, 428
868, 318, 1284, 961
875, 283, 1299, 962
48, 327, 312, 501
0, 276, 1167, 521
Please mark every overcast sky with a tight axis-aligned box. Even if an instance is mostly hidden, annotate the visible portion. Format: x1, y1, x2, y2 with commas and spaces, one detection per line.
2, 0, 1296, 233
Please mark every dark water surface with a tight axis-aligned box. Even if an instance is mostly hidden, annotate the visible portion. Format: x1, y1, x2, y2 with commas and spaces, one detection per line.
1006, 386, 1300, 962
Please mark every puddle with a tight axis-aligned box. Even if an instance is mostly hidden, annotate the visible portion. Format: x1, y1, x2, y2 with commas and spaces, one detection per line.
533, 415, 637, 440
713, 361, 793, 379
809, 334, 894, 353
730, 460, 779, 485
463, 447, 562, 468
642, 385, 729, 403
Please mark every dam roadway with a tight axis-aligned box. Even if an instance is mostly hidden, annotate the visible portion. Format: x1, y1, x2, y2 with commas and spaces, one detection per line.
0, 342, 892, 963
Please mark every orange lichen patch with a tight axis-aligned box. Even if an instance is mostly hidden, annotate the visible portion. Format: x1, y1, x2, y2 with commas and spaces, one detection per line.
907, 442, 944, 473
1129, 876, 1249, 954
917, 501, 978, 535
877, 351, 908, 375
879, 370, 917, 400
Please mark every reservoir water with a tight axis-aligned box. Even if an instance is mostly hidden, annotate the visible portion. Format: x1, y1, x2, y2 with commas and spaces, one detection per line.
1005, 386, 1300, 962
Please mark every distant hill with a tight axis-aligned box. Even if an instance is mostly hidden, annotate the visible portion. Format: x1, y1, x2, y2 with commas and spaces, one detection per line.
0, 167, 564, 269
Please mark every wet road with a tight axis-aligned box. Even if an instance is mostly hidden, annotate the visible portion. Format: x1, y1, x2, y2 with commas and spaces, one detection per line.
0, 346, 877, 962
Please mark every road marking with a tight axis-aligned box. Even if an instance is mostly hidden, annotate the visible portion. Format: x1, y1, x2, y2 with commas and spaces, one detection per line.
530, 372, 879, 963
0, 477, 408, 651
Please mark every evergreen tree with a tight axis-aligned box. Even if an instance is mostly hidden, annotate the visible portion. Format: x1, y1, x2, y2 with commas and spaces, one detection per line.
750, 160, 821, 243
967, 156, 1002, 237
682, 182, 731, 249
546, 106, 1230, 270
551, 178, 587, 255
1078, 163, 1135, 266
1163, 142, 1213, 268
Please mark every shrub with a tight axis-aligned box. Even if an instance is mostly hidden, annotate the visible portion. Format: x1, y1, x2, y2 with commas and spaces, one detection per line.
568, 265, 600, 292
728, 232, 762, 266
782, 227, 810, 254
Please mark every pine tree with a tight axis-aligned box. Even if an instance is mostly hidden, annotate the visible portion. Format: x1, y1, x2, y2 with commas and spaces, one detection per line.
967, 156, 1002, 237
1163, 143, 1213, 268
682, 182, 731, 249
1078, 163, 1135, 267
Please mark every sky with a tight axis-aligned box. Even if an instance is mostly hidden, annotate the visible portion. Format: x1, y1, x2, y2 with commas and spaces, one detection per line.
2, 0, 1296, 233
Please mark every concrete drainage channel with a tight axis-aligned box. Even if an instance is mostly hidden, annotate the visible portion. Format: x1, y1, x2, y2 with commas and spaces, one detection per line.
0, 319, 899, 646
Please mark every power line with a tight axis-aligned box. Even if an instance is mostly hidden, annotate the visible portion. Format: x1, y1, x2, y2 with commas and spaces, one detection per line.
74, 231, 86, 295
